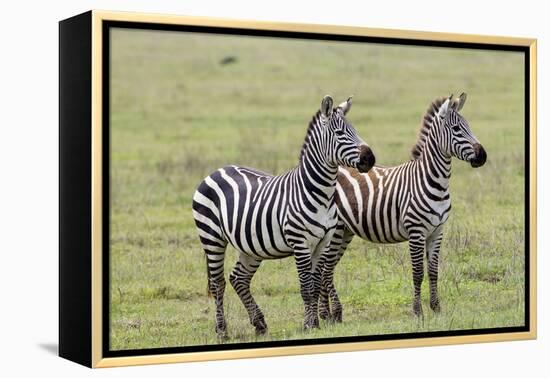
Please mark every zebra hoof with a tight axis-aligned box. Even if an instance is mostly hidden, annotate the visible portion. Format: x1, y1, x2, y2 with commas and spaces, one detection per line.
331, 312, 342, 323
216, 332, 230, 342
255, 326, 268, 336
412, 302, 423, 317
319, 310, 331, 321
303, 319, 320, 330
253, 317, 268, 335
430, 300, 441, 313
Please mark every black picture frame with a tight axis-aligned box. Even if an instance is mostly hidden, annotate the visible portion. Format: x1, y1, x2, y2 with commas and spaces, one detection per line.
59, 10, 537, 368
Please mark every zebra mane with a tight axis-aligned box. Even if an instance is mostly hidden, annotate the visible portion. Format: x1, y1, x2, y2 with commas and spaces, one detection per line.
299, 110, 323, 161
410, 97, 447, 160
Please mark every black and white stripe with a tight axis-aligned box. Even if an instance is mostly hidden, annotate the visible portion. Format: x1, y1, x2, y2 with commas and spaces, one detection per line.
192, 95, 375, 338
319, 93, 487, 321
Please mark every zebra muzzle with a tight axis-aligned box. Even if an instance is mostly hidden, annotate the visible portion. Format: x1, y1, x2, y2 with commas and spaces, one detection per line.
470, 143, 487, 168
357, 145, 375, 173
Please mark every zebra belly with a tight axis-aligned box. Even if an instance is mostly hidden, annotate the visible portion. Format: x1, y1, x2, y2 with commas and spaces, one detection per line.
336, 166, 410, 244
352, 222, 409, 244
338, 207, 409, 244
227, 224, 295, 260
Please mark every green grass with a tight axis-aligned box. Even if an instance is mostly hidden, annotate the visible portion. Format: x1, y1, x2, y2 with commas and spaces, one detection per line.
109, 29, 525, 350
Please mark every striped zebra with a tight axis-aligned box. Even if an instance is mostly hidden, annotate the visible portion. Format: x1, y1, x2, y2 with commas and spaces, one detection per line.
319, 93, 487, 321
192, 95, 375, 338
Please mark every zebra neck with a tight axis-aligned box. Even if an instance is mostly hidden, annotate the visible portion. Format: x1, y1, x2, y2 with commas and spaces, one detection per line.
419, 128, 452, 192
298, 146, 338, 207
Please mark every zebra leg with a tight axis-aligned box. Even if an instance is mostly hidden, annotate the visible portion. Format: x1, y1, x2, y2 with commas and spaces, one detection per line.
329, 229, 354, 322
194, 192, 230, 339
318, 228, 343, 321
309, 234, 333, 329
319, 262, 339, 321
294, 247, 318, 330
318, 262, 332, 320
203, 240, 229, 340
309, 259, 324, 329
426, 227, 444, 313
320, 226, 354, 322
229, 254, 267, 336
408, 232, 427, 317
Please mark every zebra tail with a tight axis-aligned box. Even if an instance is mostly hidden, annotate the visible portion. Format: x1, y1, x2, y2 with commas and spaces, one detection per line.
205, 254, 212, 298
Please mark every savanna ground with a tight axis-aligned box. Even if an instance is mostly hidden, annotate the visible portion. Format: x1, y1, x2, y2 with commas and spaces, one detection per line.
109, 28, 525, 350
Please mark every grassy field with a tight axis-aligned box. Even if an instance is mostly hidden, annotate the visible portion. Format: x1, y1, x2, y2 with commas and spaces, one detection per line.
109, 28, 525, 350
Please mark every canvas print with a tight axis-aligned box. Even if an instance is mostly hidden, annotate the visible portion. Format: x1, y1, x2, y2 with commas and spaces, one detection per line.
108, 27, 526, 352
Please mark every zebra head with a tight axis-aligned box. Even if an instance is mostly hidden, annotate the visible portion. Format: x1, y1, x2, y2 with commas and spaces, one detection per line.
437, 93, 487, 168
320, 95, 375, 173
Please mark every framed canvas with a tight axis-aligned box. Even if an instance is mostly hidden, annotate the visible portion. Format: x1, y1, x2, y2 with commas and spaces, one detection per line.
59, 10, 537, 368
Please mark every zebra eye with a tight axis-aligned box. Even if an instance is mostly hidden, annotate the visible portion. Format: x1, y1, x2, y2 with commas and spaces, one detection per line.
451, 125, 461, 132
335, 129, 345, 136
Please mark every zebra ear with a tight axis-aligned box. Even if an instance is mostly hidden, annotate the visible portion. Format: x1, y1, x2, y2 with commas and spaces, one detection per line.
321, 95, 334, 118
337, 96, 353, 115
457, 92, 467, 111
438, 98, 451, 119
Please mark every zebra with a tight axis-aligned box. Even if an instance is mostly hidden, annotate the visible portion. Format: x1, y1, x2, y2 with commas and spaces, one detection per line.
318, 93, 487, 321
192, 95, 375, 339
